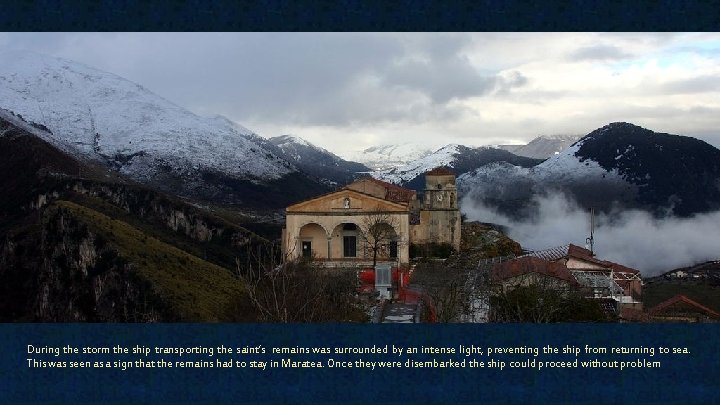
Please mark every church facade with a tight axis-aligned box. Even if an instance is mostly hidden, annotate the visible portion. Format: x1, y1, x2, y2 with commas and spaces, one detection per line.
282, 168, 461, 267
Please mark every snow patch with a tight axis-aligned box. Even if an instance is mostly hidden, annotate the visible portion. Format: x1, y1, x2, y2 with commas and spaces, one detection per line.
0, 50, 292, 182
341, 143, 436, 171
372, 144, 460, 184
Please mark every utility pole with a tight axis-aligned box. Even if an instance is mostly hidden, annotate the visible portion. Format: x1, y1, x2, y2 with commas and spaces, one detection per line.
585, 207, 595, 256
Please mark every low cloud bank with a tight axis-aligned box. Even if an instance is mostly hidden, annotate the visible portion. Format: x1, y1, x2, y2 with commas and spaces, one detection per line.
461, 193, 720, 276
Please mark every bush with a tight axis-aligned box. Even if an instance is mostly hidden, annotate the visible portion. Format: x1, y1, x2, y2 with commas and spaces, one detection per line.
490, 285, 609, 323
236, 259, 368, 322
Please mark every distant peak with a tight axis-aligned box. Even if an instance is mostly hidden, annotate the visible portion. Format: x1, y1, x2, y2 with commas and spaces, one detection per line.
603, 122, 643, 130
535, 134, 581, 141
588, 122, 653, 138
436, 143, 461, 152
271, 134, 313, 148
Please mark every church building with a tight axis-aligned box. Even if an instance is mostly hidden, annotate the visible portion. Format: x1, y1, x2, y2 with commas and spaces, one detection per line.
282, 168, 461, 267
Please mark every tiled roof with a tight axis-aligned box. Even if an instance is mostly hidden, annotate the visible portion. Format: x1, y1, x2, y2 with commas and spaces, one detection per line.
567, 244, 597, 261
286, 187, 408, 211
524, 244, 640, 275
491, 256, 579, 286
607, 263, 640, 276
524, 245, 570, 261
359, 177, 416, 203
648, 295, 720, 318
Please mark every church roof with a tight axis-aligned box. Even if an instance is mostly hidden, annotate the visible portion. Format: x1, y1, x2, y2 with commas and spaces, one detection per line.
286, 187, 409, 213
351, 177, 416, 203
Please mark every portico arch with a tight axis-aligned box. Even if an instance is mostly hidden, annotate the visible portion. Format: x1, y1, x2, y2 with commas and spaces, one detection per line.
297, 222, 330, 259
330, 222, 365, 260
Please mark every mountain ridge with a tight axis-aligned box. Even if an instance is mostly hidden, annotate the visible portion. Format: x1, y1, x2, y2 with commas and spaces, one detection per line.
460, 122, 720, 217
374, 144, 543, 191
498, 134, 581, 159
268, 134, 370, 185
341, 143, 436, 171
0, 50, 330, 208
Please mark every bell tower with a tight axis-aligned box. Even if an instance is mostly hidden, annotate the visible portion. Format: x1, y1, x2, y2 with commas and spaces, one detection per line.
424, 167, 457, 210
419, 167, 461, 250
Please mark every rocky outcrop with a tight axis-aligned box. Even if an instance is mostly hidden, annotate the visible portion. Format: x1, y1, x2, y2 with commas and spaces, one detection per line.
15, 178, 267, 272
68, 181, 257, 246
0, 206, 167, 322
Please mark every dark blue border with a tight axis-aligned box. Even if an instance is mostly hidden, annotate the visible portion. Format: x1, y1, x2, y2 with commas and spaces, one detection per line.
3, 0, 720, 403
3, 323, 720, 402
0, 0, 719, 31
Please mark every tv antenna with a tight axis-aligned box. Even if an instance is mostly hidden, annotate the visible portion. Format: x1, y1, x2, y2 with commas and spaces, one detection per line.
585, 207, 595, 256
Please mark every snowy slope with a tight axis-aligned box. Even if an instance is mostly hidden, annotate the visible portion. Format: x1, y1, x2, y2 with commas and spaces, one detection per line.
462, 135, 623, 189
269, 135, 370, 185
373, 144, 462, 184
342, 143, 436, 171
271, 134, 328, 161
460, 136, 625, 197
460, 122, 720, 218
0, 50, 292, 183
373, 144, 542, 190
208, 114, 257, 138
498, 134, 581, 159
533, 138, 623, 182
272, 134, 313, 150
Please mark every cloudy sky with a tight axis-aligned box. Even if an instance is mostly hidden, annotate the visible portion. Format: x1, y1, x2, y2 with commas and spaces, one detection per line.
1, 32, 720, 156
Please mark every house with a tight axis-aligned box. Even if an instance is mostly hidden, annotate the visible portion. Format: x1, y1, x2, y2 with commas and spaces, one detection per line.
490, 256, 580, 293
671, 270, 688, 278
646, 294, 720, 323
281, 168, 461, 267
621, 294, 720, 323
524, 244, 642, 307
492, 244, 643, 312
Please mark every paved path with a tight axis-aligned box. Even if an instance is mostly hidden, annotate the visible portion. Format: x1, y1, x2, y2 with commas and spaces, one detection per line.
381, 302, 417, 323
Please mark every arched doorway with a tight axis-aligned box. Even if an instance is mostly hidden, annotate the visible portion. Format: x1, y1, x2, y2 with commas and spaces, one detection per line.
297, 223, 328, 259
330, 222, 364, 260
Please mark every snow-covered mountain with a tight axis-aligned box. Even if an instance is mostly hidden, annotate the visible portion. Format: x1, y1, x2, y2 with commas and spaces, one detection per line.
0, 50, 293, 179
0, 50, 328, 207
498, 134, 581, 159
342, 143, 436, 171
373, 144, 461, 184
460, 123, 720, 217
268, 135, 370, 185
374, 144, 542, 191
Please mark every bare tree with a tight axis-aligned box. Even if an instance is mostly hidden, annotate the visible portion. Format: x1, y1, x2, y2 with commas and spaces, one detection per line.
236, 258, 323, 322
411, 258, 492, 323
233, 243, 367, 322
359, 207, 402, 267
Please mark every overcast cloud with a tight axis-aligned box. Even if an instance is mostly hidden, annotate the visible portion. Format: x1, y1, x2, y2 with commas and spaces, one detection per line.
1, 32, 719, 155
462, 193, 720, 276
566, 44, 633, 61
